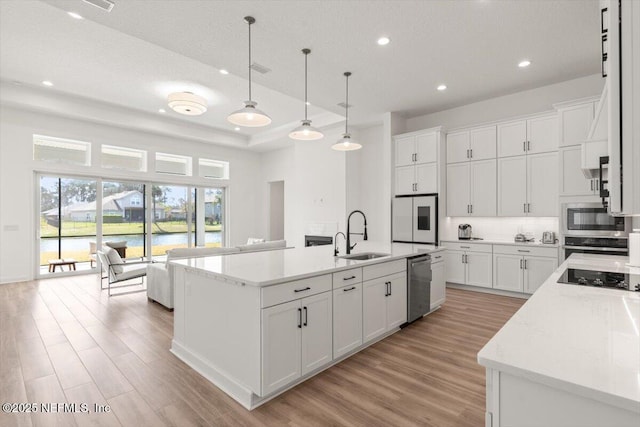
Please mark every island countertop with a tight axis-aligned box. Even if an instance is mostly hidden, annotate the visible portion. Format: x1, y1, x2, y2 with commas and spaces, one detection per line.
478, 254, 640, 413
170, 241, 444, 287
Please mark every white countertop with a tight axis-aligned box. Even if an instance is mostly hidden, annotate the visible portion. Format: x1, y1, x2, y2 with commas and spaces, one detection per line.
441, 238, 560, 248
171, 241, 444, 287
478, 254, 640, 413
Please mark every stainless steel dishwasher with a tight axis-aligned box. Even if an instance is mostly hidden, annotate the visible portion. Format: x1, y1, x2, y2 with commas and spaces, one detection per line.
407, 254, 432, 323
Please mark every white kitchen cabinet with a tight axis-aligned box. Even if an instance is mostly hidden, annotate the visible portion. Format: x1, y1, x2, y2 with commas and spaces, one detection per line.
363, 272, 407, 343
498, 152, 558, 217
430, 253, 446, 310
446, 126, 496, 164
446, 160, 496, 217
498, 115, 558, 158
497, 156, 527, 216
332, 283, 362, 359
560, 145, 595, 196
261, 291, 333, 395
443, 243, 492, 288
523, 256, 558, 294
394, 131, 440, 196
493, 245, 559, 294
261, 300, 302, 395
558, 102, 594, 147
527, 152, 559, 216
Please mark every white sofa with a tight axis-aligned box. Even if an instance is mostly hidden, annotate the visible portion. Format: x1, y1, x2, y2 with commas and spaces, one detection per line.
147, 240, 287, 309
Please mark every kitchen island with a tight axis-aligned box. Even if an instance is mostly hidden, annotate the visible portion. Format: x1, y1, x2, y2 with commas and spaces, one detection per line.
170, 242, 444, 409
478, 254, 640, 426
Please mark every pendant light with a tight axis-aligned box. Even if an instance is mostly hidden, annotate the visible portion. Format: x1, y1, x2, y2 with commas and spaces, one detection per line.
227, 16, 271, 127
332, 72, 362, 151
289, 49, 324, 140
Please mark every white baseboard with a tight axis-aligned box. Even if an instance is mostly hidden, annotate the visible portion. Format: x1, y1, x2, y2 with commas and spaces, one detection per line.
446, 282, 530, 299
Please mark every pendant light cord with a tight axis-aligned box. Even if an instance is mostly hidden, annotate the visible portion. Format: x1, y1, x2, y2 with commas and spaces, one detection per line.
304, 51, 308, 120
345, 72, 350, 134
248, 19, 252, 102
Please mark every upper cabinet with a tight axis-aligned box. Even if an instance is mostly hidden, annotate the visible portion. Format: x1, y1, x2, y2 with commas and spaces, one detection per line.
394, 129, 442, 196
557, 101, 595, 147
446, 126, 496, 164
497, 115, 558, 158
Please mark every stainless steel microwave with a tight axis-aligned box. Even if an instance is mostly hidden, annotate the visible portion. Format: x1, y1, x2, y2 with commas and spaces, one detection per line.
562, 203, 631, 237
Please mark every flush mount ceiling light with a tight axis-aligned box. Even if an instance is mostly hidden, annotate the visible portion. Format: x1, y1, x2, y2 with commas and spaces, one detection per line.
227, 16, 271, 127
332, 72, 362, 151
289, 49, 324, 141
167, 91, 207, 115
518, 59, 531, 68
377, 36, 391, 46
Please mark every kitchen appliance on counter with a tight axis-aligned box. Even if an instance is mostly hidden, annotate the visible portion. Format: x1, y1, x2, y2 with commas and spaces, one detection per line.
407, 254, 431, 323
392, 195, 438, 244
558, 268, 640, 292
514, 234, 534, 243
458, 224, 472, 240
542, 231, 557, 244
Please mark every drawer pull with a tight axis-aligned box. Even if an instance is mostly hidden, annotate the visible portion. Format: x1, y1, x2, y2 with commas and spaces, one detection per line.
343, 286, 357, 292
343, 275, 357, 281
294, 287, 311, 293
517, 250, 530, 253
434, 255, 442, 259
460, 246, 470, 249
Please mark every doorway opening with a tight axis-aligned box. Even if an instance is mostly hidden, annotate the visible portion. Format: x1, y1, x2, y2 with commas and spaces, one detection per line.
269, 181, 284, 240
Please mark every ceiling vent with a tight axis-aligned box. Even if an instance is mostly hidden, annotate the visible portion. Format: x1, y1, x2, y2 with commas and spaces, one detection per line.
337, 102, 353, 109
82, 0, 115, 12
250, 62, 271, 74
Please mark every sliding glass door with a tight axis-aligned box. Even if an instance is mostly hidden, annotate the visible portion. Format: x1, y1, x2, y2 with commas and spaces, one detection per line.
151, 185, 191, 256
102, 180, 146, 259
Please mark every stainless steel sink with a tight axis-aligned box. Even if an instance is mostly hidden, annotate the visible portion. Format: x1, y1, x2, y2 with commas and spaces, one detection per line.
338, 252, 390, 261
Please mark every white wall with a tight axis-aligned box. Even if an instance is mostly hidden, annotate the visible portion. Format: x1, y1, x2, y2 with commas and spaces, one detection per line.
405, 74, 604, 132
0, 106, 262, 283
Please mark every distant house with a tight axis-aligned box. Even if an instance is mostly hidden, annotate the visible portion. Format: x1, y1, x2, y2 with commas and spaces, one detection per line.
204, 192, 222, 223
42, 190, 165, 223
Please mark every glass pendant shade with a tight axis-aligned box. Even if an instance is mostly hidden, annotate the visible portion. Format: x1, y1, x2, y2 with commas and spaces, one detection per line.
289, 119, 324, 140
227, 100, 272, 127
331, 133, 362, 151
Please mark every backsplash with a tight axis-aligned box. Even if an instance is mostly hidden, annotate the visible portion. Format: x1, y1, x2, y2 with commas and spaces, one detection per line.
441, 217, 559, 242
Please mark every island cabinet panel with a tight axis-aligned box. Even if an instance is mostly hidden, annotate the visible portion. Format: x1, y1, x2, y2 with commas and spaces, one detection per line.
261, 291, 333, 395
363, 271, 407, 343
362, 259, 406, 282
261, 274, 331, 308
332, 283, 363, 358
261, 300, 302, 395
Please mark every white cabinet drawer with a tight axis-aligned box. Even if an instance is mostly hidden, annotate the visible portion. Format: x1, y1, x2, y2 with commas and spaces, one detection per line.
362, 259, 406, 282
261, 275, 332, 308
332, 268, 362, 289
493, 245, 558, 258
441, 241, 492, 253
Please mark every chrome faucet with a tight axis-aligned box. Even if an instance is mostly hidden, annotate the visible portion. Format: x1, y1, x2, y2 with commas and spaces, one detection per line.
346, 210, 368, 254
333, 232, 346, 256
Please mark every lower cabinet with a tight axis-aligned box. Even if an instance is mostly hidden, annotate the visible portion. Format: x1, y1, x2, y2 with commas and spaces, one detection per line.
363, 272, 407, 343
444, 247, 492, 288
430, 254, 446, 310
261, 291, 332, 395
333, 283, 363, 359
493, 245, 558, 294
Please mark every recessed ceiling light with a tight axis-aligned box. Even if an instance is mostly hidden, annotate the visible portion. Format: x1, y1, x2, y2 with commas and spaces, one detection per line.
518, 60, 531, 68
158, 108, 166, 113
42, 80, 54, 87
67, 11, 84, 19
437, 84, 447, 91
377, 37, 391, 46
219, 69, 229, 75
234, 127, 240, 131
306, 101, 311, 106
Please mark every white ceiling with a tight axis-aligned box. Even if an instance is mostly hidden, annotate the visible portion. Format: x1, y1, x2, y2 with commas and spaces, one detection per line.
0, 0, 600, 150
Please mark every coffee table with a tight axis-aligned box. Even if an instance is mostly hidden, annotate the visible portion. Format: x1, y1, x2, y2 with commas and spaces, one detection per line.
48, 258, 77, 273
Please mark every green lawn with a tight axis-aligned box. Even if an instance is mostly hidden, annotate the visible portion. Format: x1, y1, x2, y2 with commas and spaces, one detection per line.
40, 218, 221, 237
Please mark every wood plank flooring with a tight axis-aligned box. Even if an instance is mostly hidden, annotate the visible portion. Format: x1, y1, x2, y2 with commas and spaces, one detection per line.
0, 275, 524, 427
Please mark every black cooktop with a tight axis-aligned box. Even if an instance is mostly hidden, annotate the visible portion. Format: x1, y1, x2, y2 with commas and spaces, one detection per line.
558, 268, 639, 291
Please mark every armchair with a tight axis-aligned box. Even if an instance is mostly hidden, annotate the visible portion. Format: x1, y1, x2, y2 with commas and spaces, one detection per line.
96, 246, 147, 297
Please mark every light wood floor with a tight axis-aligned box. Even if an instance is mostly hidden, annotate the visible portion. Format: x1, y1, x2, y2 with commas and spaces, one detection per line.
0, 275, 525, 427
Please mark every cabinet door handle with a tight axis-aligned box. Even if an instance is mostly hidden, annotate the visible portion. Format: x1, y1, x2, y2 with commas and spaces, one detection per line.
294, 287, 311, 293
520, 259, 523, 269
470, 148, 473, 158
303, 306, 308, 326
470, 204, 473, 214
343, 275, 356, 281
523, 141, 526, 152
527, 141, 531, 151
343, 286, 357, 292
297, 308, 302, 328
388, 282, 392, 296
527, 203, 531, 213
524, 203, 527, 213
466, 149, 470, 159
595, 179, 599, 192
